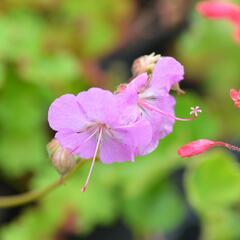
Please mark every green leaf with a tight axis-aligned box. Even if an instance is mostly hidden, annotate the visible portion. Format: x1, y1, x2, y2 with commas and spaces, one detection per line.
123, 181, 186, 234
59, 0, 133, 58
0, 11, 44, 61
21, 53, 79, 85
201, 209, 240, 240
185, 150, 240, 210
0, 74, 49, 177
0, 62, 6, 88
176, 12, 240, 136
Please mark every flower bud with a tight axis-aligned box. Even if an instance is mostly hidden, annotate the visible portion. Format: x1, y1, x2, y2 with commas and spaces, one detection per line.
115, 83, 127, 94
178, 139, 216, 158
230, 88, 240, 108
131, 53, 161, 76
47, 138, 76, 175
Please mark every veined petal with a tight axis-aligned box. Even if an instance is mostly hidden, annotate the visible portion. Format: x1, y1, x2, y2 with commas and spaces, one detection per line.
146, 94, 175, 139
127, 73, 149, 96
56, 130, 97, 159
48, 94, 87, 132
77, 88, 120, 125
99, 136, 134, 164
112, 119, 152, 153
151, 57, 184, 92
116, 73, 148, 124
136, 133, 159, 156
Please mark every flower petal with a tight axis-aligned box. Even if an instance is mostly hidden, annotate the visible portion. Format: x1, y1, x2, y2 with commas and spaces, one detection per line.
152, 94, 176, 139
56, 131, 97, 159
48, 94, 87, 132
112, 119, 152, 155
100, 136, 134, 164
127, 73, 149, 97
136, 133, 159, 156
77, 88, 120, 126
151, 57, 184, 92
116, 73, 148, 124
136, 94, 175, 155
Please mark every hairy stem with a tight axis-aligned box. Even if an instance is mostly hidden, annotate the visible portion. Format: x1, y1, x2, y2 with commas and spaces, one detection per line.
0, 159, 86, 208
215, 142, 240, 152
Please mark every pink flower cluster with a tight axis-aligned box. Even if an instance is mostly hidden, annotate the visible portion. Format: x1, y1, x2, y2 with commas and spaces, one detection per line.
48, 55, 200, 191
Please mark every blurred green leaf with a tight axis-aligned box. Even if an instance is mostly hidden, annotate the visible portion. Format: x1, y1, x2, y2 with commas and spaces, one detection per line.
20, 53, 80, 85
0, 74, 49, 176
0, 62, 6, 88
123, 181, 186, 234
0, 11, 44, 61
177, 12, 240, 137
201, 209, 240, 240
59, 0, 133, 58
185, 150, 240, 210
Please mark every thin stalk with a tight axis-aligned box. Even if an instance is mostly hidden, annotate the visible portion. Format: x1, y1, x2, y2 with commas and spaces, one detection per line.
215, 141, 240, 152
0, 159, 86, 208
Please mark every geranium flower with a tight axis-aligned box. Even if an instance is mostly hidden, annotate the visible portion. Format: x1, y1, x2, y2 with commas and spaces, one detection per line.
196, 1, 240, 44
48, 88, 152, 191
117, 57, 201, 155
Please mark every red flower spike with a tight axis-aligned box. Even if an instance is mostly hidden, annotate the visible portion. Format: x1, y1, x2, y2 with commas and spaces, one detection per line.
230, 88, 240, 108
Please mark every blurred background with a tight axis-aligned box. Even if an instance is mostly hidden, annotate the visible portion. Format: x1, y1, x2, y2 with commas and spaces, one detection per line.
0, 0, 240, 239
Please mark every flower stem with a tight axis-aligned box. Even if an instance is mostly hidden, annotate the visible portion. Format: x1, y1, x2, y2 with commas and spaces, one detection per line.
215, 141, 240, 152
0, 159, 86, 208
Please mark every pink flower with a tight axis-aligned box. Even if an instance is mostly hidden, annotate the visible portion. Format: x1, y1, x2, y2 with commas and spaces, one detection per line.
196, 1, 240, 44
118, 57, 201, 155
48, 88, 152, 191
178, 139, 240, 158
230, 88, 240, 108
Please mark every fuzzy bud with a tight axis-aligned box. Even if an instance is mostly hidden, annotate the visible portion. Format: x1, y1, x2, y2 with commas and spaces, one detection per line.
178, 139, 216, 158
47, 138, 76, 175
131, 53, 161, 76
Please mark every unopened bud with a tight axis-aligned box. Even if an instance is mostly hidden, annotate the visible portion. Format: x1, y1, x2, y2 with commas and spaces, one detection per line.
47, 139, 76, 175
230, 89, 240, 108
178, 139, 216, 158
131, 53, 161, 76
115, 83, 127, 94
178, 139, 240, 158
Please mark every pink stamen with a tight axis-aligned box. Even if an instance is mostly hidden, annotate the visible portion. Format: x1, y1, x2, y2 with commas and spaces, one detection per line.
140, 100, 200, 122
81, 127, 103, 192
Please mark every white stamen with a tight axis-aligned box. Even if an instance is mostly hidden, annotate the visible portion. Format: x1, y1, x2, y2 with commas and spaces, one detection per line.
190, 106, 202, 117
